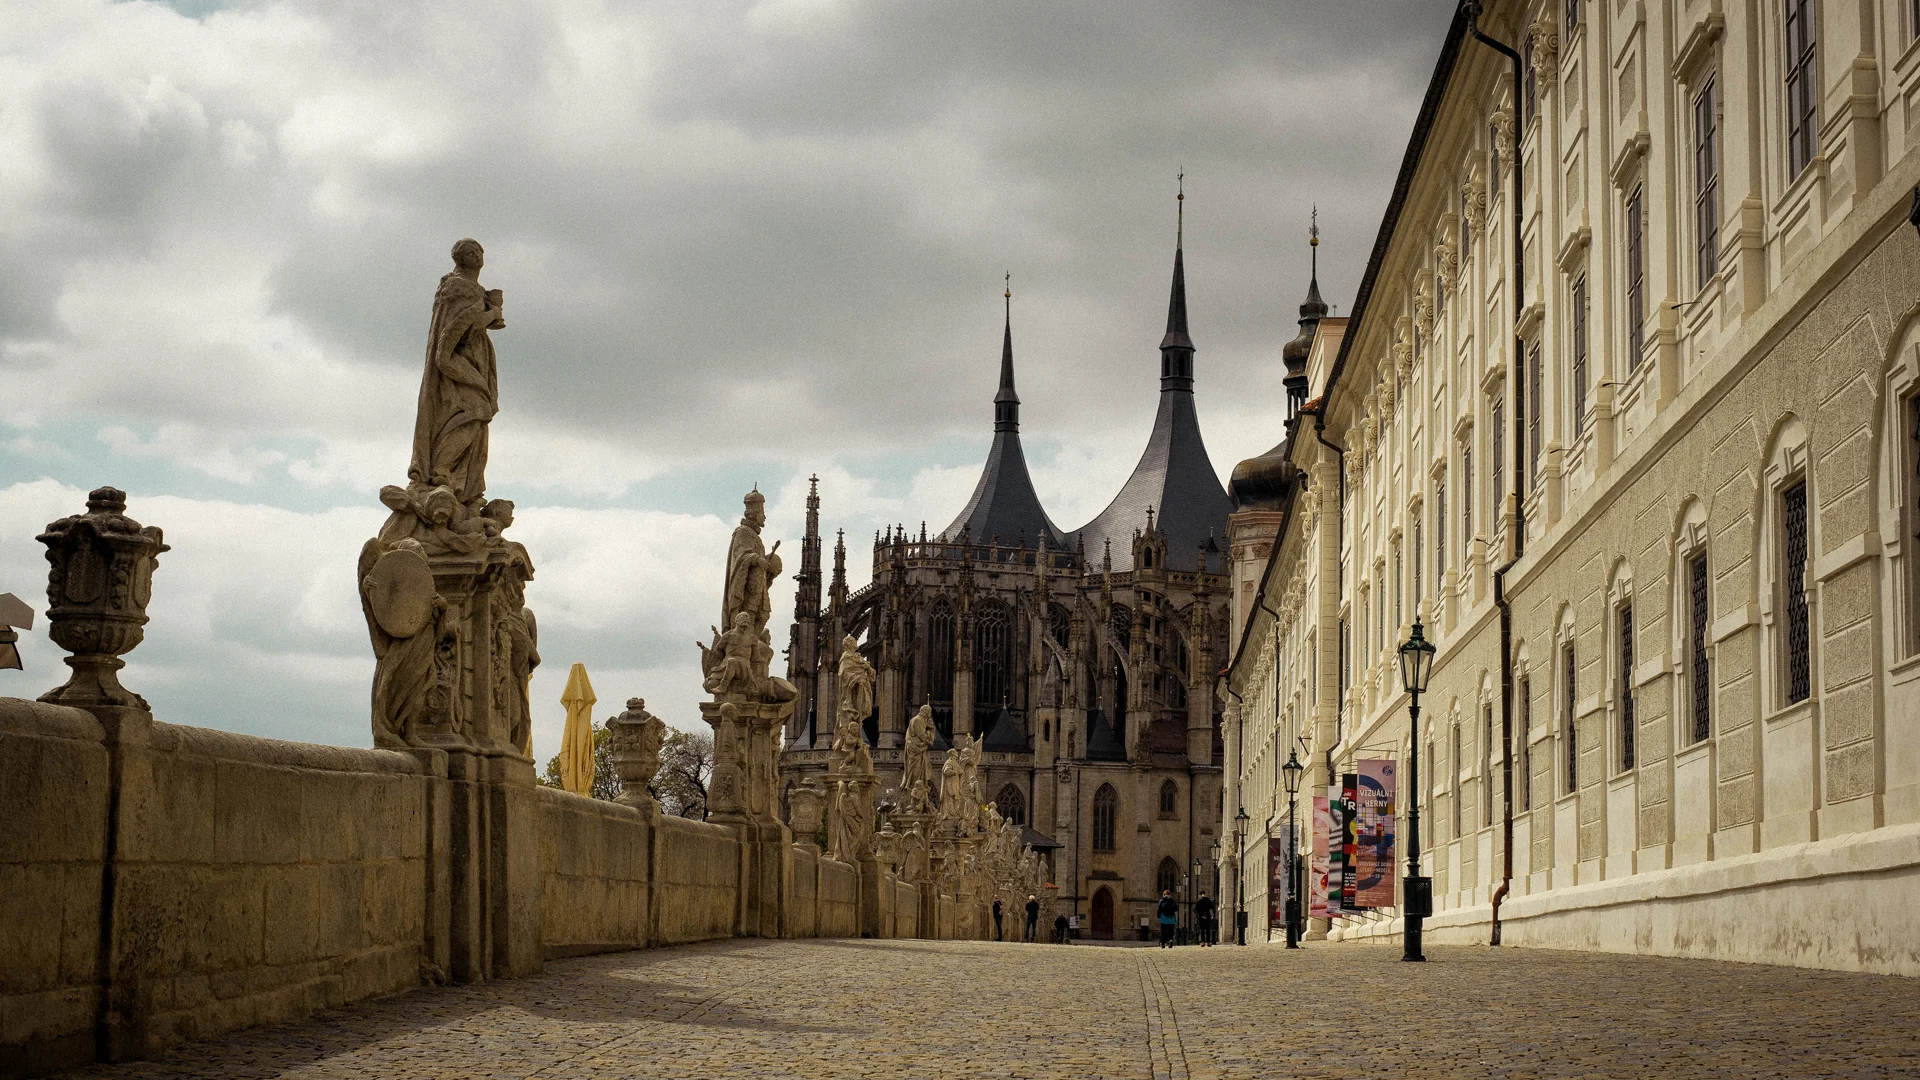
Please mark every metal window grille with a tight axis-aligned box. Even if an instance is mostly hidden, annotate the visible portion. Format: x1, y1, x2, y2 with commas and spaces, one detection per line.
1785, 0, 1818, 177
1564, 644, 1578, 794
1784, 481, 1811, 703
1528, 344, 1543, 482
1520, 678, 1533, 811
1690, 552, 1712, 742
1571, 276, 1589, 432
1694, 78, 1721, 288
1626, 186, 1645, 369
1619, 603, 1636, 770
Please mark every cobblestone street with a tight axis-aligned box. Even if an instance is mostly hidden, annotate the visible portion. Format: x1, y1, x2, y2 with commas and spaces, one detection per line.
60, 940, 1920, 1080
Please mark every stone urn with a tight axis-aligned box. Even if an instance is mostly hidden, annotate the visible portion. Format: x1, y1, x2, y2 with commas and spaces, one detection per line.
36, 487, 168, 710
787, 783, 826, 849
604, 697, 666, 809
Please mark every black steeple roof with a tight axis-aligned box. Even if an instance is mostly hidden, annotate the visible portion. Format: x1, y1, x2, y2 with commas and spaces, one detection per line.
1069, 186, 1231, 572
1084, 707, 1128, 761
942, 284, 1069, 548
980, 703, 1030, 753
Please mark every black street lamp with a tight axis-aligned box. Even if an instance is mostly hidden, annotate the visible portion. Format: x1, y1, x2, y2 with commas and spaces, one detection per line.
1281, 748, 1304, 949
1398, 617, 1438, 962
1233, 806, 1250, 946
1208, 838, 1221, 945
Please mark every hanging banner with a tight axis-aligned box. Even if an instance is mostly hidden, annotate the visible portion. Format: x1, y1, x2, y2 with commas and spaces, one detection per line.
1355, 758, 1397, 908
1267, 837, 1288, 928
1340, 773, 1363, 912
1324, 784, 1345, 916
1310, 796, 1331, 920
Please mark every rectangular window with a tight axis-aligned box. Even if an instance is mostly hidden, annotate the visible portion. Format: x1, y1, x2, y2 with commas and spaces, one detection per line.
1338, 617, 1349, 715
1462, 191, 1474, 260
1413, 518, 1424, 608
1435, 482, 1448, 587
1527, 344, 1543, 482
1451, 723, 1463, 837
1619, 602, 1636, 771
1490, 123, 1501, 184
1564, 643, 1578, 794
1491, 399, 1505, 523
1693, 77, 1721, 289
1783, 481, 1812, 704
1523, 37, 1537, 126
1483, 704, 1495, 826
1571, 275, 1589, 433
1393, 546, 1403, 631
1462, 446, 1475, 547
1689, 551, 1712, 742
1520, 677, 1533, 811
1377, 568, 1387, 654
1626, 186, 1645, 370
1786, 0, 1818, 178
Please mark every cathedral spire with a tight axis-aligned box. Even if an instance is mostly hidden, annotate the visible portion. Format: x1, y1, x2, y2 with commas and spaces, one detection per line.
994, 274, 1019, 433
1159, 174, 1195, 391
796, 473, 822, 620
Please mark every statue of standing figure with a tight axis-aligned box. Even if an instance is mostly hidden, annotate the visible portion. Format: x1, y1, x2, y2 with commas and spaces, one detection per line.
410, 238, 504, 507
902, 704, 936, 813
723, 490, 782, 635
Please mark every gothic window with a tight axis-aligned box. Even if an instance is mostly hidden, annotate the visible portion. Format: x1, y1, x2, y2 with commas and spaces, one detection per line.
1571, 275, 1589, 432
1618, 602, 1636, 771
1626, 185, 1646, 369
1693, 76, 1721, 288
1110, 603, 1132, 649
1157, 857, 1180, 897
1785, 0, 1818, 178
1563, 643, 1578, 794
1159, 779, 1179, 818
1049, 603, 1072, 650
1688, 551, 1712, 743
928, 598, 955, 705
1782, 481, 1812, 704
996, 784, 1027, 827
1520, 677, 1533, 811
1093, 784, 1119, 851
975, 600, 1013, 717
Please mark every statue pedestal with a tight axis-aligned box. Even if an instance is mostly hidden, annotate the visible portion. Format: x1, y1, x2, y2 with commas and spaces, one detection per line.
703, 695, 794, 937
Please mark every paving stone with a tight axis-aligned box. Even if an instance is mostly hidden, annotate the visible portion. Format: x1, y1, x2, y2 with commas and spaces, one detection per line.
52, 940, 1920, 1079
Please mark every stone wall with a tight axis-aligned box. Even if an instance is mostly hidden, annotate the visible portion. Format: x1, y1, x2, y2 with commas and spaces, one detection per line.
0, 697, 930, 1080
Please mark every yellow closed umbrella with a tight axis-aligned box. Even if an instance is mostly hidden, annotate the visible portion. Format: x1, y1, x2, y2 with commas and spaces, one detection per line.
558, 663, 597, 796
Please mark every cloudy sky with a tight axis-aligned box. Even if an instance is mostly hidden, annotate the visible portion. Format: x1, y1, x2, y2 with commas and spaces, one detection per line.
0, 0, 1450, 754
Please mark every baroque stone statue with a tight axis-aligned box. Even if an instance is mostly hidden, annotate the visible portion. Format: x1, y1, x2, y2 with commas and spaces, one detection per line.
410, 238, 503, 507
902, 704, 935, 813
834, 634, 875, 733
723, 490, 781, 634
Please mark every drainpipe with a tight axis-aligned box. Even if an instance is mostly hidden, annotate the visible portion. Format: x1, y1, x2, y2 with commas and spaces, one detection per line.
1464, 0, 1524, 947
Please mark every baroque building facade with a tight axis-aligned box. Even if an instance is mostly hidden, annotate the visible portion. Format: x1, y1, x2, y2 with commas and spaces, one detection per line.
1222, 0, 1920, 973
781, 212, 1232, 939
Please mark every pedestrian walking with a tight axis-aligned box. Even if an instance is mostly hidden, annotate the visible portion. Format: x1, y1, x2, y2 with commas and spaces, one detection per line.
1053, 912, 1070, 944
992, 896, 1004, 941
1195, 892, 1216, 947
1157, 890, 1178, 948
1024, 894, 1040, 942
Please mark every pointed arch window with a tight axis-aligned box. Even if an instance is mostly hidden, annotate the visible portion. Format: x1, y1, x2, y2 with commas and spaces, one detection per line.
1049, 603, 1072, 651
975, 600, 1013, 723
1092, 785, 1119, 851
1159, 779, 1179, 818
1157, 857, 1181, 897
928, 598, 955, 705
996, 784, 1027, 827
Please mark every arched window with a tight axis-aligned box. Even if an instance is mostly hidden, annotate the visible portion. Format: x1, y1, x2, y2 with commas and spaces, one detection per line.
1157, 857, 1180, 896
1159, 779, 1178, 818
996, 784, 1026, 826
928, 598, 955, 705
1049, 603, 1072, 650
1092, 784, 1119, 851
975, 600, 1013, 721
1110, 604, 1133, 649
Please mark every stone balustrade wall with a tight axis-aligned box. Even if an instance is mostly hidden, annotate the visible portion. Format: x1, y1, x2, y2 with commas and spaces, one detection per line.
0, 697, 958, 1080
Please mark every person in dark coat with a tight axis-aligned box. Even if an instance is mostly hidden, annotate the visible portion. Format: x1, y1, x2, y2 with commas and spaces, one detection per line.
1194, 892, 1216, 947
1157, 890, 1179, 948
992, 897, 1004, 940
1024, 894, 1041, 942
1053, 912, 1070, 944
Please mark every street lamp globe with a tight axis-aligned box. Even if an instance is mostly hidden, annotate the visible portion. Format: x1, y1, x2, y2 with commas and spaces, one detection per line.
1281, 748, 1304, 799
1398, 617, 1437, 695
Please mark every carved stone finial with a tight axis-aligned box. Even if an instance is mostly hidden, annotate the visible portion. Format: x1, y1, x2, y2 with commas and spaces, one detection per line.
607, 697, 669, 808
36, 487, 168, 710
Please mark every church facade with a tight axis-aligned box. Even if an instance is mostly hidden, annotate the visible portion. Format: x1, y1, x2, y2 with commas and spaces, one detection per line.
779, 211, 1232, 939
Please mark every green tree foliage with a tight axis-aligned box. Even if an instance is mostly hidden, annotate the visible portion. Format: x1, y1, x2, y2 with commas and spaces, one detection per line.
651, 728, 712, 820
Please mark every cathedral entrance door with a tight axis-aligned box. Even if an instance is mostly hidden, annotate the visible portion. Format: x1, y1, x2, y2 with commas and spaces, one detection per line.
1091, 887, 1114, 940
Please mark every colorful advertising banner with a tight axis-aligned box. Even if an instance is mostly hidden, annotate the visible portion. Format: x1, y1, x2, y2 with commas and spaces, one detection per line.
1310, 796, 1331, 920
1267, 837, 1288, 928
1325, 784, 1345, 916
1355, 758, 1397, 908
1340, 773, 1362, 912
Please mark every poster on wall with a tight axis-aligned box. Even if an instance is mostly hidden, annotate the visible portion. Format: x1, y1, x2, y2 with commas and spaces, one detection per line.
1268, 837, 1288, 928
1310, 796, 1331, 920
1355, 758, 1397, 908
1324, 785, 1345, 917
1340, 773, 1362, 912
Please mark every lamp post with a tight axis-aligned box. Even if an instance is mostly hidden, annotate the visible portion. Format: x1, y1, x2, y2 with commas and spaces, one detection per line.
1281, 748, 1304, 949
1233, 806, 1250, 945
1397, 617, 1438, 962
1208, 838, 1221, 945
